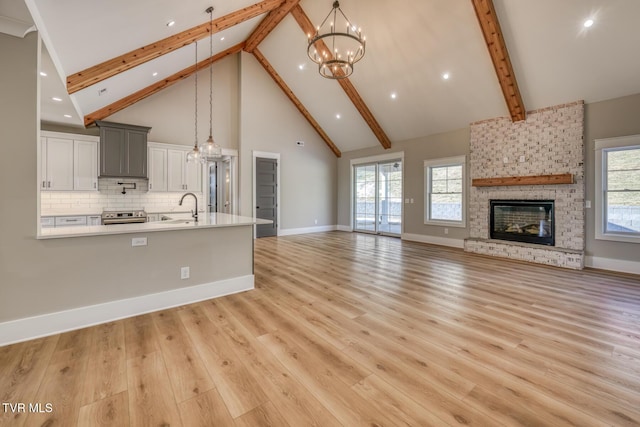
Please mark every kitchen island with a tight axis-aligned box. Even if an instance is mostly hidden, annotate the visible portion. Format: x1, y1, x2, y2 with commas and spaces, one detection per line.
1, 213, 271, 346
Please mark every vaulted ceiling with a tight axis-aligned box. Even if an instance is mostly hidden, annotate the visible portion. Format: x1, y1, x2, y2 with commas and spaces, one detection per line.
8, 0, 640, 155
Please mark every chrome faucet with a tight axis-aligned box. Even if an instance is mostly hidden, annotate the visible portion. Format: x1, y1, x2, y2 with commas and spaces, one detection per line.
179, 192, 199, 222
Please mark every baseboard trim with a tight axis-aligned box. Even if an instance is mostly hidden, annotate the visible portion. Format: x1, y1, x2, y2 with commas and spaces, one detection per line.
279, 225, 337, 236
585, 256, 640, 275
402, 233, 465, 249
337, 225, 353, 232
0, 275, 254, 347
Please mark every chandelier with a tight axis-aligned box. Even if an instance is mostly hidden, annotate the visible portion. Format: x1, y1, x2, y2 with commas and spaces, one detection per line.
188, 6, 222, 163
307, 1, 366, 79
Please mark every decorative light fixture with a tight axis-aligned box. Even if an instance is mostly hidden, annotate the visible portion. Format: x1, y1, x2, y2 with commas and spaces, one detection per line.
200, 6, 223, 161
186, 41, 203, 163
307, 1, 366, 79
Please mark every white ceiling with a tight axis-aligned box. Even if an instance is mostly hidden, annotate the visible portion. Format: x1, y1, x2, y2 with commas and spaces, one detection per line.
11, 0, 640, 153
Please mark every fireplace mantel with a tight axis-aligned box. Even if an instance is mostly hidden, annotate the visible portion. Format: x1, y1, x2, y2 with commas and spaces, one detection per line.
472, 173, 574, 187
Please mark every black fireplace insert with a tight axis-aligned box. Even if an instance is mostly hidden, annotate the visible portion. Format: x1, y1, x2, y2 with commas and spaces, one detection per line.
490, 200, 555, 246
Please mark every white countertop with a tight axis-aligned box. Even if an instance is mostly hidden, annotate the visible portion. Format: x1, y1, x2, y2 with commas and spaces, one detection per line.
38, 213, 272, 239
41, 209, 203, 216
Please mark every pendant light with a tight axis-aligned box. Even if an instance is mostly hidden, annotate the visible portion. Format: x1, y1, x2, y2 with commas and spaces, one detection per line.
186, 40, 202, 163
200, 6, 222, 161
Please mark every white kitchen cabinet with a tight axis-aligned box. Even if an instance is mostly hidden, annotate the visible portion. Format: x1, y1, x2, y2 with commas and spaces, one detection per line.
41, 132, 99, 191
55, 215, 88, 227
88, 215, 101, 226
41, 216, 55, 228
167, 149, 201, 192
147, 214, 159, 222
148, 146, 167, 192
42, 137, 74, 190
74, 140, 98, 190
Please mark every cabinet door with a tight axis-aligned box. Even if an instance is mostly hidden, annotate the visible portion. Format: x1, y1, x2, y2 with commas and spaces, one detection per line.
46, 138, 74, 190
100, 127, 125, 176
74, 140, 98, 190
185, 159, 202, 192
148, 147, 167, 192
167, 149, 186, 191
87, 215, 101, 225
40, 137, 47, 190
126, 130, 148, 177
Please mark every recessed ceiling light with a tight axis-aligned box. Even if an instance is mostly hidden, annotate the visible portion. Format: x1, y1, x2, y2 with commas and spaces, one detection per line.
167, 20, 175, 27
336, 114, 341, 119
39, 71, 47, 77
583, 19, 594, 28
442, 73, 450, 80
298, 64, 305, 70
63, 114, 72, 118
152, 72, 158, 77
390, 92, 397, 99
52, 97, 62, 102
220, 37, 225, 41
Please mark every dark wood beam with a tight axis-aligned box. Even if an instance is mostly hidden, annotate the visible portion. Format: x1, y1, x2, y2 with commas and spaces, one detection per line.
471, 0, 526, 122
252, 48, 342, 157
244, 0, 300, 53
84, 43, 244, 127
290, 5, 391, 149
67, 0, 283, 94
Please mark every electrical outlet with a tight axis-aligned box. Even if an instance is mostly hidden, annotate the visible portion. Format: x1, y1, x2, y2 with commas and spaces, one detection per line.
503, 157, 509, 164
131, 237, 147, 247
519, 155, 526, 163
405, 198, 409, 204
410, 198, 414, 204
444, 228, 449, 235
180, 266, 190, 279
314, 219, 318, 225
585, 200, 591, 208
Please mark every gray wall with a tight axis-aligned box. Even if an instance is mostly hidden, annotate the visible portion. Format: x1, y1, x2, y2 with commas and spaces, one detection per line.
337, 128, 470, 241
0, 33, 252, 323
585, 93, 640, 262
238, 52, 337, 229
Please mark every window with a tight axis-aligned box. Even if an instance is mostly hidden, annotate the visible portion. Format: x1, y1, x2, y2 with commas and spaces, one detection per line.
595, 135, 640, 243
424, 155, 466, 227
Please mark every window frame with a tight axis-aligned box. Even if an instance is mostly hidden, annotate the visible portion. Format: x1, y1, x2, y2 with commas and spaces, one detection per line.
595, 134, 640, 243
424, 155, 466, 228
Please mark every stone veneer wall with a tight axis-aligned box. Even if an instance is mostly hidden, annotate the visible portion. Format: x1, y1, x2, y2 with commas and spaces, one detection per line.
465, 101, 585, 269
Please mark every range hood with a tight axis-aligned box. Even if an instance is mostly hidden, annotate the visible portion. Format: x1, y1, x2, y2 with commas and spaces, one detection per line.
96, 120, 151, 179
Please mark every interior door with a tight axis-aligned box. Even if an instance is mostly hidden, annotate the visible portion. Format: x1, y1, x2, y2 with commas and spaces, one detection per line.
353, 160, 402, 236
209, 162, 217, 212
255, 157, 277, 237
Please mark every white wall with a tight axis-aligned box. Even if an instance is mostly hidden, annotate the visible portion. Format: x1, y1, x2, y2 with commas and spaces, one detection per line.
238, 52, 337, 229
109, 54, 239, 148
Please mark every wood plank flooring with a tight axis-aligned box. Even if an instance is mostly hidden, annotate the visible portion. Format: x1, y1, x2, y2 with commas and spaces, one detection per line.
2, 231, 640, 426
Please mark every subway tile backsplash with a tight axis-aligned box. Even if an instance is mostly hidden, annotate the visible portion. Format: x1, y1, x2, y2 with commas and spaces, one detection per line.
41, 178, 204, 213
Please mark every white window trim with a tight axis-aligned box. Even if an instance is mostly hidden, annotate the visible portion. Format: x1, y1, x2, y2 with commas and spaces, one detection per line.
424, 155, 466, 228
595, 134, 640, 243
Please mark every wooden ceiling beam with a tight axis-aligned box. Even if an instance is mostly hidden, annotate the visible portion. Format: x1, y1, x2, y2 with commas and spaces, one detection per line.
252, 48, 342, 157
67, 0, 283, 94
290, 4, 391, 149
471, 0, 526, 122
244, 0, 300, 53
84, 43, 244, 127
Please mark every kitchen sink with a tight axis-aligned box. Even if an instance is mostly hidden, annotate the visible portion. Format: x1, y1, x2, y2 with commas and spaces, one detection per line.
161, 219, 194, 224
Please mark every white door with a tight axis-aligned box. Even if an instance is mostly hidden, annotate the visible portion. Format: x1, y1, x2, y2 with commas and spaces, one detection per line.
45, 138, 74, 190
74, 140, 98, 190
148, 147, 167, 192
167, 149, 186, 191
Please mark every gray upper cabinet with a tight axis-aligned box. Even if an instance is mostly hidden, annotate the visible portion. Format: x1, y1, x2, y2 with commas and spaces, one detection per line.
96, 121, 151, 178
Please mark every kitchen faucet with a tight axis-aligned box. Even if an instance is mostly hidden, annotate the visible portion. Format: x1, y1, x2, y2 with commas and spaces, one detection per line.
179, 192, 199, 222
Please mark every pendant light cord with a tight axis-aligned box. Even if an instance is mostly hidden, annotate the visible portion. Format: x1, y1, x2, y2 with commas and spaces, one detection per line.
209, 7, 214, 139
194, 40, 198, 146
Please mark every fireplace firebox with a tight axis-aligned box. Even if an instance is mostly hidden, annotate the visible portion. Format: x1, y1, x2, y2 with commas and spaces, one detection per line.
490, 200, 555, 246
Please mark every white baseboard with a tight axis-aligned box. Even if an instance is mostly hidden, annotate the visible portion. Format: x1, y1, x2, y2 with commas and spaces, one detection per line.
337, 225, 353, 232
402, 233, 465, 249
0, 275, 254, 347
279, 225, 337, 236
585, 256, 640, 275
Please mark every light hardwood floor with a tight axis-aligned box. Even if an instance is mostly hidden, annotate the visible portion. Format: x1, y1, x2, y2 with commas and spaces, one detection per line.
2, 231, 640, 426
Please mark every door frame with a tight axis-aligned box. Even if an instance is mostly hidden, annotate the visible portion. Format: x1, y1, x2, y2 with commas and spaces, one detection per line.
350, 151, 405, 235
253, 151, 280, 238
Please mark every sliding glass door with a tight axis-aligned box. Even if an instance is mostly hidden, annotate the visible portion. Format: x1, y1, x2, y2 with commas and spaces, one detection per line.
354, 160, 402, 235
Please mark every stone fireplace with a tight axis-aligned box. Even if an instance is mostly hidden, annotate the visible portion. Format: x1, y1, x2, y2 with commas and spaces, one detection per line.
464, 101, 585, 269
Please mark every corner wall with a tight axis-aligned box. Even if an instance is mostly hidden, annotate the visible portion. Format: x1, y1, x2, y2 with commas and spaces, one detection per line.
238, 52, 337, 231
